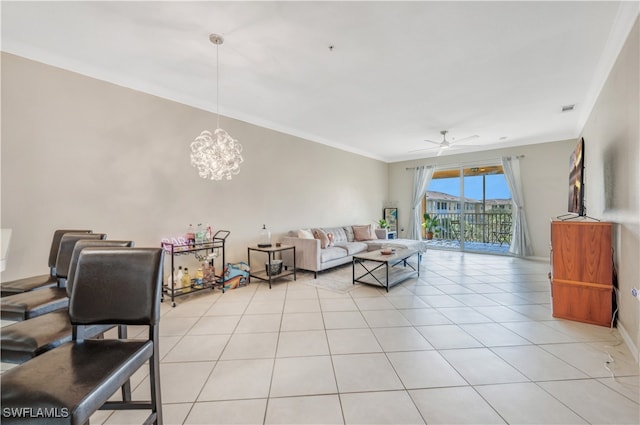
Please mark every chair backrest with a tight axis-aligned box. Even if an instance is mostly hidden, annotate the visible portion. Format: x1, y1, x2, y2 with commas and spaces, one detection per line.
69, 248, 164, 327
65, 240, 135, 297
47, 229, 92, 269
55, 233, 106, 281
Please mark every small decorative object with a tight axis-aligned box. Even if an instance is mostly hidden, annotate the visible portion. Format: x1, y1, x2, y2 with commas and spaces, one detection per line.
380, 249, 393, 255
326, 232, 334, 247
258, 224, 272, 248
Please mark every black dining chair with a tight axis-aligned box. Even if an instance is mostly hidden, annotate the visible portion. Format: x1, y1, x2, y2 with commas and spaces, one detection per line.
0, 233, 106, 321
1, 229, 92, 297
1, 239, 134, 364
1, 247, 164, 425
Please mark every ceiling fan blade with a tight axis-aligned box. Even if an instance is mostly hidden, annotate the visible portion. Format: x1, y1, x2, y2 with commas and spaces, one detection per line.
423, 139, 441, 145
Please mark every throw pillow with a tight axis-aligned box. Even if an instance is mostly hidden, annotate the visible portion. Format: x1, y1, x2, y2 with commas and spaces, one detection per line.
297, 228, 314, 239
312, 228, 330, 249
353, 224, 375, 241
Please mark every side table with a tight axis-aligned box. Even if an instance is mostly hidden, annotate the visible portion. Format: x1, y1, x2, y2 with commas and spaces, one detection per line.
247, 244, 296, 289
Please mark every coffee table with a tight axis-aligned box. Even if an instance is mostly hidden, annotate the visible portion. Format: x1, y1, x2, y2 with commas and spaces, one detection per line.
352, 248, 420, 292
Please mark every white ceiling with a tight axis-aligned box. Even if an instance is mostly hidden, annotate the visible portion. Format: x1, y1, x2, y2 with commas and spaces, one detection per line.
2, 1, 638, 162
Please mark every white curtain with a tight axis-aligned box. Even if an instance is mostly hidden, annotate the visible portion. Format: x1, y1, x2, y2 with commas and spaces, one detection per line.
408, 165, 435, 240
501, 156, 533, 256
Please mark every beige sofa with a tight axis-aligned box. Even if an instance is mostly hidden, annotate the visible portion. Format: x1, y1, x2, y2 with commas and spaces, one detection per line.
281, 225, 426, 278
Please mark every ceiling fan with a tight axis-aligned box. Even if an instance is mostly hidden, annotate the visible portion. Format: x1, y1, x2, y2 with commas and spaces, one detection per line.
410, 130, 479, 156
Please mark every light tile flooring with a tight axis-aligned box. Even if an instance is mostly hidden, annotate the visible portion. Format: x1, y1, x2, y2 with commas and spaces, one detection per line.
6, 250, 640, 424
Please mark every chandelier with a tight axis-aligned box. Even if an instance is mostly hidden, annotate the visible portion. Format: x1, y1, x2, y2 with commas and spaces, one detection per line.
190, 34, 243, 180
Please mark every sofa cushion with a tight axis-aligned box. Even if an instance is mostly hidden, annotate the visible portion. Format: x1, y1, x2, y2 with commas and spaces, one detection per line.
335, 242, 368, 256
322, 227, 349, 244
343, 226, 355, 242
320, 247, 348, 263
312, 228, 330, 248
353, 224, 376, 241
297, 228, 314, 239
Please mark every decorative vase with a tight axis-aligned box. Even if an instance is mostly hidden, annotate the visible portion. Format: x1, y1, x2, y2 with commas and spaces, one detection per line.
258, 224, 272, 248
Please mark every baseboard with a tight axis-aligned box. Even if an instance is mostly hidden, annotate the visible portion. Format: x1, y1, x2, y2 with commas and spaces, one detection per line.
525, 256, 548, 262
617, 321, 639, 366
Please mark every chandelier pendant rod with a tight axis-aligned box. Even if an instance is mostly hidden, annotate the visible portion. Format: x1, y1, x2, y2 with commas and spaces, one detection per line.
215, 40, 220, 129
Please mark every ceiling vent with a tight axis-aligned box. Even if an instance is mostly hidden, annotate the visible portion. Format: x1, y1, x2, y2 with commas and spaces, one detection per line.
561, 104, 576, 112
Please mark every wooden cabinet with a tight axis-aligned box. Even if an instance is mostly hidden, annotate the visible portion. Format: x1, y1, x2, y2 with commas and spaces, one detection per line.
550, 220, 614, 327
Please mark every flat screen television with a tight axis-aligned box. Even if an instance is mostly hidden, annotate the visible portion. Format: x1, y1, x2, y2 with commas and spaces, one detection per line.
568, 137, 585, 216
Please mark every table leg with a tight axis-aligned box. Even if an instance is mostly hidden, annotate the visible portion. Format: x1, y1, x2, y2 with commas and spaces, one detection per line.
292, 247, 297, 281
267, 252, 272, 289
385, 261, 389, 293
352, 258, 356, 285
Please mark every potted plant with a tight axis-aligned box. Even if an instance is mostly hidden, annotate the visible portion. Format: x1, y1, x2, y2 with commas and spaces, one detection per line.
422, 213, 439, 240
378, 219, 390, 230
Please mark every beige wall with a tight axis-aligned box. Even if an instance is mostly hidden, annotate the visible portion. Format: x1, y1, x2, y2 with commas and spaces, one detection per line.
388, 139, 576, 258
580, 17, 639, 360
0, 53, 388, 281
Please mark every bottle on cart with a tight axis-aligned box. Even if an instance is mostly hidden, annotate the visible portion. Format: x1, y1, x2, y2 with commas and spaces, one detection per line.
186, 224, 195, 247
195, 223, 205, 244
195, 268, 204, 286
182, 267, 191, 288
205, 224, 213, 242
176, 266, 183, 288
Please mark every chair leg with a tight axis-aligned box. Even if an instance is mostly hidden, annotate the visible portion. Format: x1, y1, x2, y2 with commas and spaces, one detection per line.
117, 325, 132, 402
150, 326, 163, 425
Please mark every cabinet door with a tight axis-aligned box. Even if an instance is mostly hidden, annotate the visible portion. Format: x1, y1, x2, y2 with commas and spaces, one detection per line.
551, 222, 612, 285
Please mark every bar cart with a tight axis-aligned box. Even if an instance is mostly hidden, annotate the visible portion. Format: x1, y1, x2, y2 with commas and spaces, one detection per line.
162, 230, 230, 307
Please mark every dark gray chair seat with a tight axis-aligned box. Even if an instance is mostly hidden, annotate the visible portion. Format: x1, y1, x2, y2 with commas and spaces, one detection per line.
1, 310, 72, 362
1, 229, 91, 297
0, 233, 105, 321
0, 309, 114, 363
1, 247, 164, 425
0, 287, 68, 321
0, 274, 57, 297
1, 339, 151, 421
1, 240, 134, 364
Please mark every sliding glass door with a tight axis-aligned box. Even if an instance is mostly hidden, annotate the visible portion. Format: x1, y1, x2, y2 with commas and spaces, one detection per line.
424, 165, 512, 254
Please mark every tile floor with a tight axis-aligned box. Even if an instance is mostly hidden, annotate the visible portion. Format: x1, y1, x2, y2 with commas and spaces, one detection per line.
5, 250, 640, 424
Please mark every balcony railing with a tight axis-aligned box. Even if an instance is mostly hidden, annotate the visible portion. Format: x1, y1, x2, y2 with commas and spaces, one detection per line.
427, 212, 512, 246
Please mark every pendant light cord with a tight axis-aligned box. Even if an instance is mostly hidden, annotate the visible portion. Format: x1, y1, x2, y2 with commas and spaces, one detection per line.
216, 41, 220, 129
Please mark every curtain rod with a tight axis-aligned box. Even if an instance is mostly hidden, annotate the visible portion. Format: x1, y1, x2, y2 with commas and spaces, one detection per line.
405, 155, 525, 170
